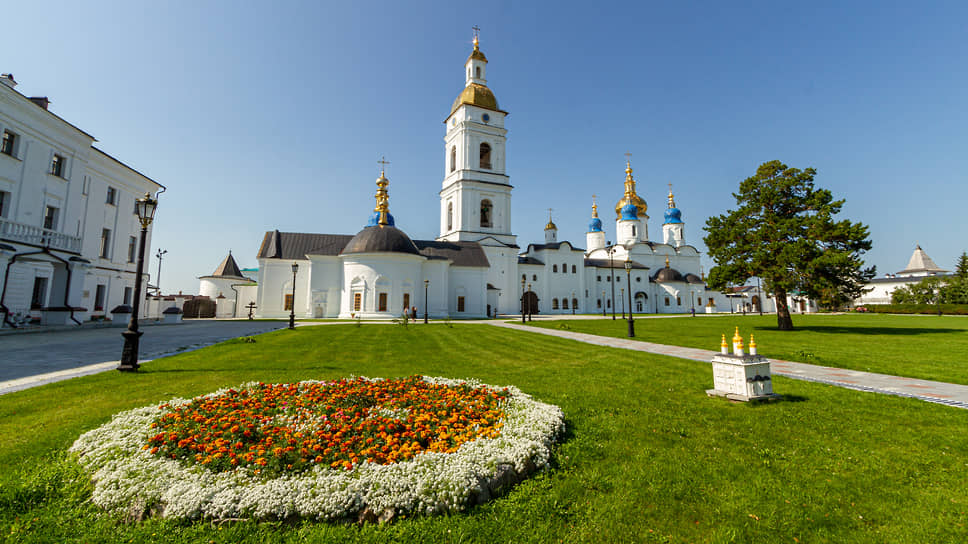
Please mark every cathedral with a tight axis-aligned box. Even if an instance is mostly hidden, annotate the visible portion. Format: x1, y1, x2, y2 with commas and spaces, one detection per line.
250, 35, 790, 319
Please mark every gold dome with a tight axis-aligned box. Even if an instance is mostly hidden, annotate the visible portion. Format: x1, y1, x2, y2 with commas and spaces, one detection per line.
614, 162, 648, 218
451, 83, 500, 115
545, 220, 557, 230
468, 46, 488, 63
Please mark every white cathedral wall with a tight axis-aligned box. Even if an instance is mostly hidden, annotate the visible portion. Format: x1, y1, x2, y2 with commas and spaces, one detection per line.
421, 260, 450, 318
448, 266, 488, 317
340, 254, 424, 319
256, 258, 312, 318
307, 256, 342, 318
481, 245, 519, 315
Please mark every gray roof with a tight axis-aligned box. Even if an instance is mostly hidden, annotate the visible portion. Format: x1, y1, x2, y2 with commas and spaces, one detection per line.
208, 252, 245, 278
652, 267, 686, 283
897, 245, 948, 276
518, 256, 545, 265
584, 258, 649, 270
257, 230, 488, 267
342, 226, 421, 256
525, 241, 585, 252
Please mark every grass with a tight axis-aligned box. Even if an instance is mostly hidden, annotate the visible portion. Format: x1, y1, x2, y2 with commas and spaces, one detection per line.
527, 313, 968, 385
1, 322, 967, 543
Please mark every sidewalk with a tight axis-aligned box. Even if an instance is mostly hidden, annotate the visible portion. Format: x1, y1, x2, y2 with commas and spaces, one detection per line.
487, 321, 968, 409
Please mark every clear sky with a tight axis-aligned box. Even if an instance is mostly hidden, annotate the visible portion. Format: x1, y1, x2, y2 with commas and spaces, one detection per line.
5, 1, 967, 295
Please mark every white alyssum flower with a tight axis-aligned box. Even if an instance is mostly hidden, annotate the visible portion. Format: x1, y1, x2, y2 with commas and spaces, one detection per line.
69, 376, 565, 521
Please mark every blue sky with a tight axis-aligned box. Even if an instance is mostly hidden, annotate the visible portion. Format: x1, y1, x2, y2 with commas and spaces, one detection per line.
5, 1, 967, 295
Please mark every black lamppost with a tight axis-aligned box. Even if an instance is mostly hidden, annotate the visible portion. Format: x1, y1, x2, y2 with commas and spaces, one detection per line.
607, 242, 616, 320
117, 193, 158, 372
757, 277, 763, 315
521, 277, 526, 324
424, 279, 429, 323
602, 289, 606, 317
527, 283, 533, 321
625, 255, 635, 337
571, 290, 576, 315
620, 287, 625, 319
155, 248, 167, 295
289, 262, 298, 329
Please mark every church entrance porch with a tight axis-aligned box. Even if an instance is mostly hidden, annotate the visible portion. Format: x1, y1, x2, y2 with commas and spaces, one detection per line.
521, 291, 539, 315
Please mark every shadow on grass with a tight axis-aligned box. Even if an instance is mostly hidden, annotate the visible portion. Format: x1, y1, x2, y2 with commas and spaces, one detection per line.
763, 325, 962, 336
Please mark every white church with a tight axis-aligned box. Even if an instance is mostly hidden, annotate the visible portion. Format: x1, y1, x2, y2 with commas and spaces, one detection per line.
248, 35, 804, 319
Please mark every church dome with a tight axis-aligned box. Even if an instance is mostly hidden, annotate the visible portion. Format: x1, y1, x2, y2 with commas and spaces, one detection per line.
684, 273, 704, 284
620, 203, 639, 221
451, 83, 500, 115
588, 216, 603, 233
545, 220, 557, 231
341, 225, 420, 256
614, 161, 647, 218
664, 207, 682, 224
366, 211, 395, 227
652, 267, 686, 283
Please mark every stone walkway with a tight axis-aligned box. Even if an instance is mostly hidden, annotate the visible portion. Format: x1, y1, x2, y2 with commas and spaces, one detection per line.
487, 321, 968, 409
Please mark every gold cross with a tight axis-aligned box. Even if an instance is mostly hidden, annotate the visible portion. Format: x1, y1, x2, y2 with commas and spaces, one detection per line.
472, 25, 481, 40
377, 156, 390, 172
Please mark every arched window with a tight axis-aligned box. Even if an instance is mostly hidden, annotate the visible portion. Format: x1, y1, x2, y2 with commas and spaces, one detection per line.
475, 66, 481, 79
552, 264, 558, 273
676, 295, 682, 306
447, 202, 453, 231
562, 299, 568, 309
665, 297, 671, 306
479, 143, 492, 169
552, 298, 559, 310
450, 146, 456, 173
572, 265, 576, 273
522, 274, 526, 281
572, 298, 579, 310
480, 199, 492, 228
533, 274, 537, 281
597, 299, 602, 308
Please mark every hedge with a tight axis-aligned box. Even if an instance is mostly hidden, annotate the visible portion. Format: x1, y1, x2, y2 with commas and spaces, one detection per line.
859, 303, 968, 315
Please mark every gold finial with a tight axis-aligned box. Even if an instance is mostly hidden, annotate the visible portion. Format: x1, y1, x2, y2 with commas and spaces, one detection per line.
721, 334, 728, 348
624, 152, 633, 177
749, 334, 756, 348
668, 182, 676, 208
664, 256, 670, 268
545, 208, 556, 230
591, 195, 599, 218
374, 156, 391, 226
733, 326, 741, 342
472, 25, 481, 48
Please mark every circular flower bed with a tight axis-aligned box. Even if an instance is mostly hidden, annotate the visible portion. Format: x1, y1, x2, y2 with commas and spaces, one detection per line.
70, 376, 565, 522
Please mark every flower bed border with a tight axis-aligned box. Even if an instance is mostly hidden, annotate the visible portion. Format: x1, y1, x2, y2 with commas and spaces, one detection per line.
70, 376, 565, 522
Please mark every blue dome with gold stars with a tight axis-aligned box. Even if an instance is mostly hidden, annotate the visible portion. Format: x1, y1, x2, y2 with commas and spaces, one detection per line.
620, 202, 639, 221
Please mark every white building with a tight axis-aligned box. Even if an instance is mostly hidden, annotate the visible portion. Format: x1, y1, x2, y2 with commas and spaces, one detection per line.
855, 245, 950, 305
0, 73, 163, 326
250, 36, 810, 319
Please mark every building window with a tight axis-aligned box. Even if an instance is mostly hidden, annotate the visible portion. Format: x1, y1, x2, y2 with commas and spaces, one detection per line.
475, 66, 481, 79
572, 298, 579, 309
480, 199, 492, 228
0, 190, 8, 217
479, 143, 491, 169
532, 274, 537, 281
607, 276, 611, 282
127, 236, 137, 263
51, 154, 65, 177
552, 298, 559, 310
106, 186, 117, 205
597, 275, 601, 282
572, 265, 576, 273
403, 293, 410, 312
607, 299, 611, 308
284, 294, 293, 311
522, 274, 526, 281
597, 299, 601, 308
676, 295, 682, 306
636, 300, 643, 312
562, 299, 568, 310
123, 286, 133, 306
31, 277, 48, 309
450, 146, 456, 173
100, 229, 112, 258
94, 284, 106, 312
636, 277, 641, 282
1, 130, 16, 156
447, 202, 453, 231
378, 293, 388, 312
353, 293, 362, 311
457, 296, 465, 312
632, 225, 637, 237
553, 264, 558, 273
665, 297, 670, 306
43, 206, 59, 230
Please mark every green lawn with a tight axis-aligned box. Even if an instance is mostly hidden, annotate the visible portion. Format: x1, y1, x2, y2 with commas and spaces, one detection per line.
1, 323, 967, 543
527, 313, 968, 385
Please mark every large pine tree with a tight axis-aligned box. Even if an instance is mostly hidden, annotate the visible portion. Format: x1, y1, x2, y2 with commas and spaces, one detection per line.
704, 161, 875, 330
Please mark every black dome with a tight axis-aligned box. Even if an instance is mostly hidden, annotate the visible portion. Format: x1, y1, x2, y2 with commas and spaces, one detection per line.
684, 273, 704, 284
652, 267, 686, 283
341, 226, 420, 256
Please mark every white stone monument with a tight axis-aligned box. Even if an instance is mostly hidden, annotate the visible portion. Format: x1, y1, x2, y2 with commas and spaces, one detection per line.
707, 330, 780, 402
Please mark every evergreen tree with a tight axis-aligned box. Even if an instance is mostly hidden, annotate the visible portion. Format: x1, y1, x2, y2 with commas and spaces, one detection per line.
704, 160, 874, 330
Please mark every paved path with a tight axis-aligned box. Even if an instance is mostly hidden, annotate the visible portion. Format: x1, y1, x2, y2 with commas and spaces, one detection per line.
0, 320, 284, 394
487, 321, 968, 409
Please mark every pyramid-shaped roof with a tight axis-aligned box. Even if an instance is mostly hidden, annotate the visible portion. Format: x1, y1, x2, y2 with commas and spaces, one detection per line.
209, 252, 246, 279
897, 245, 948, 277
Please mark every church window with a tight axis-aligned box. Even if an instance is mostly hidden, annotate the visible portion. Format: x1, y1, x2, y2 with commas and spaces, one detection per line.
572, 298, 578, 309
606, 276, 611, 282
353, 293, 362, 311
562, 299, 568, 309
479, 143, 491, 169
403, 293, 410, 311
475, 66, 481, 79
532, 274, 537, 281
284, 294, 293, 311
607, 299, 611, 308
597, 275, 601, 282
447, 202, 453, 230
676, 295, 682, 306
553, 265, 558, 273
572, 265, 576, 273
378, 293, 388, 312
597, 299, 601, 308
665, 297, 670, 306
522, 274, 526, 281
552, 298, 559, 310
457, 296, 465, 312
632, 225, 637, 237
1, 130, 16, 156
636, 277, 641, 282
480, 199, 492, 228
561, 263, 566, 272
450, 146, 456, 173
636, 300, 643, 312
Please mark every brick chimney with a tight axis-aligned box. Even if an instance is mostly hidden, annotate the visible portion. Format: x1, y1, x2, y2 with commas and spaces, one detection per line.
0, 74, 16, 89
29, 96, 50, 110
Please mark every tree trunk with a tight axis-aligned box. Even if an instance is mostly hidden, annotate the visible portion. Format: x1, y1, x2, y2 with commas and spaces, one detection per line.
774, 289, 794, 330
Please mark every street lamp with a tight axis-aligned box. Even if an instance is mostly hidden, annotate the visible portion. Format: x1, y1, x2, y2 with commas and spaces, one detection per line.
625, 255, 635, 337
757, 277, 763, 315
607, 241, 616, 320
289, 262, 298, 329
620, 287, 625, 319
571, 290, 576, 315
521, 277, 526, 324
424, 279, 429, 324
602, 289, 606, 317
155, 248, 167, 295
527, 283, 533, 321
117, 192, 158, 372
